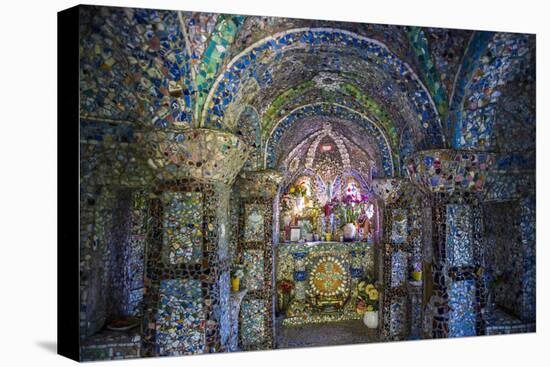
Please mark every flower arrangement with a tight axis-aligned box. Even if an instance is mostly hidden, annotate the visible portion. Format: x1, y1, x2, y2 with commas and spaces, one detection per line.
280, 193, 293, 212
289, 183, 307, 197
356, 277, 379, 313
301, 220, 313, 234
277, 279, 294, 314
339, 204, 361, 224
339, 191, 370, 225
278, 279, 294, 294
231, 263, 247, 279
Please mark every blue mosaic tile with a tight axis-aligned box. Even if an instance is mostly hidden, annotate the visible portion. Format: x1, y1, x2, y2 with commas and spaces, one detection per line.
446, 204, 473, 267
390, 251, 408, 287
448, 280, 477, 337
156, 278, 205, 355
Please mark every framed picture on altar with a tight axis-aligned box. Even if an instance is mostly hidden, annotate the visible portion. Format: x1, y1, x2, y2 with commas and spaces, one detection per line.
290, 226, 301, 242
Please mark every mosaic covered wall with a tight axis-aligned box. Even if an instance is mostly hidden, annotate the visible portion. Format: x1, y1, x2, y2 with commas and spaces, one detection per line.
155, 278, 205, 355
448, 280, 477, 337
482, 201, 523, 318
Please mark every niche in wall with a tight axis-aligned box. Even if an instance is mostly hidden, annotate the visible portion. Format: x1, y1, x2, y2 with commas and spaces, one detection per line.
482, 201, 523, 317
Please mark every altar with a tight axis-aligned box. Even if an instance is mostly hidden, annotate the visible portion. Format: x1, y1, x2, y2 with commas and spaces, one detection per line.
276, 241, 375, 326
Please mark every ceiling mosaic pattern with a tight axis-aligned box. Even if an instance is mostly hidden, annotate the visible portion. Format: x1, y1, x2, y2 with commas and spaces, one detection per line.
265, 103, 394, 176
78, 5, 535, 181
202, 28, 444, 150
79, 6, 196, 127
280, 122, 375, 184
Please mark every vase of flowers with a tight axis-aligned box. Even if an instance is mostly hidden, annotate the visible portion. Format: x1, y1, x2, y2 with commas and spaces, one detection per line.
363, 309, 379, 329
339, 190, 371, 242
343, 223, 356, 241
357, 277, 379, 329
340, 204, 360, 242
231, 264, 246, 292
289, 184, 307, 209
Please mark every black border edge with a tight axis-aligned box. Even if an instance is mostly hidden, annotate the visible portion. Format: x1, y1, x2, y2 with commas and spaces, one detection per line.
57, 4, 81, 362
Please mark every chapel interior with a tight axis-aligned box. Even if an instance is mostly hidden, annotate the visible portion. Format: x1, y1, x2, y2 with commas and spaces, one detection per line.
77, 5, 536, 361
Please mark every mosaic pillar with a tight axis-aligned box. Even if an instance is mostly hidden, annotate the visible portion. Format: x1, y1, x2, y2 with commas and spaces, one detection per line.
235, 170, 282, 351
228, 289, 247, 352
291, 252, 308, 304
373, 178, 413, 341
407, 281, 423, 339
408, 150, 494, 339
349, 250, 365, 296
140, 128, 249, 356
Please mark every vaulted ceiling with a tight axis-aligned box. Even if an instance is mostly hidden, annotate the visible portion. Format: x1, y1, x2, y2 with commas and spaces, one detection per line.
79, 5, 535, 178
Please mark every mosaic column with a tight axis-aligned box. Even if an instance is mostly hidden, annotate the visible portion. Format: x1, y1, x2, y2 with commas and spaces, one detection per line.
349, 250, 365, 298
407, 198, 425, 340
228, 289, 247, 352
407, 281, 423, 339
408, 149, 495, 339
372, 178, 412, 341
291, 251, 308, 306
235, 170, 283, 351
140, 128, 249, 356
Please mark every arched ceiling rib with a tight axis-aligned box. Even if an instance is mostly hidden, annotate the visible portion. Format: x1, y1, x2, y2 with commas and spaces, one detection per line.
202, 28, 445, 151
265, 103, 394, 176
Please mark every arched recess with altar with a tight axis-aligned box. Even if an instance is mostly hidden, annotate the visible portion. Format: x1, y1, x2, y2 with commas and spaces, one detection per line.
216, 28, 446, 349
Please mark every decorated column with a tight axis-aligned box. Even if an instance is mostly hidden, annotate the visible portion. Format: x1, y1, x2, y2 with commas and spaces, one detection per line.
139, 128, 249, 356
372, 178, 421, 341
408, 149, 494, 338
287, 251, 309, 317
235, 170, 283, 351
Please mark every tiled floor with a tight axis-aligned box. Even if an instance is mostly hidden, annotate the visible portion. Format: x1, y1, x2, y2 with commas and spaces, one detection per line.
275, 318, 379, 349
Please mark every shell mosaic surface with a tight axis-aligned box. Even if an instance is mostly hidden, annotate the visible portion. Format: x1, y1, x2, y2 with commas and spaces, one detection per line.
76, 4, 535, 362
407, 150, 496, 193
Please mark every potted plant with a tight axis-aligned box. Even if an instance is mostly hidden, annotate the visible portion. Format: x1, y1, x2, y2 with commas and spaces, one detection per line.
357, 277, 379, 328
301, 220, 313, 242
230, 263, 246, 292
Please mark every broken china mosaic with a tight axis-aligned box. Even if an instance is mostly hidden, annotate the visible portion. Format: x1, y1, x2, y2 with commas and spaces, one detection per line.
74, 3, 535, 362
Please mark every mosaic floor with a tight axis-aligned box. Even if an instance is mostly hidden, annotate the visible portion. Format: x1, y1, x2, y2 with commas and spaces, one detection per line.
276, 318, 378, 349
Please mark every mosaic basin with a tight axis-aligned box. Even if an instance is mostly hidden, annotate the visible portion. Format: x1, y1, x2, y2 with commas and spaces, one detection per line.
407, 149, 495, 193
141, 128, 250, 184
